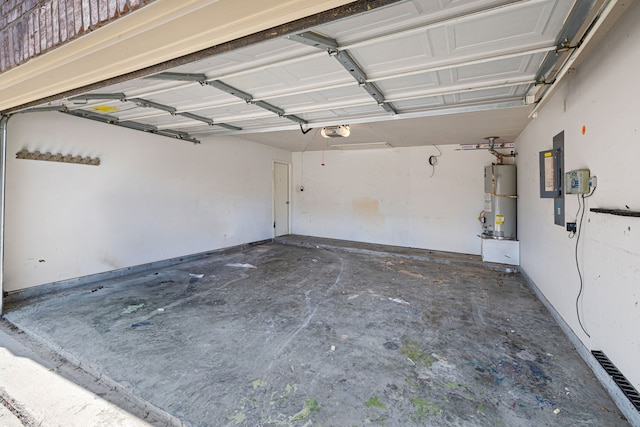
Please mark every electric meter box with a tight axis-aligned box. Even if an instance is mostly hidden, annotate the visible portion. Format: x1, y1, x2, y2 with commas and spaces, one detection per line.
565, 169, 590, 194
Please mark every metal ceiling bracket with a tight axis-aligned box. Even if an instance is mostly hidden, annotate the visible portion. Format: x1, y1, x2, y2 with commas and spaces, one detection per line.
526, 1, 600, 109
287, 31, 338, 50
64, 110, 200, 143
536, 0, 599, 81
362, 83, 385, 104
283, 115, 308, 125
206, 80, 307, 124
9, 80, 203, 144
155, 129, 200, 144
127, 98, 177, 115
252, 101, 307, 124
216, 123, 243, 131
14, 106, 68, 114
333, 50, 367, 85
253, 100, 285, 116
555, 38, 574, 54
177, 112, 214, 125
69, 93, 126, 102
160, 129, 190, 138
143, 74, 296, 126
140, 64, 309, 125
67, 109, 119, 124
205, 81, 253, 103
147, 72, 208, 82
117, 120, 158, 132
334, 50, 396, 114
378, 100, 397, 115
290, 32, 396, 115
176, 110, 242, 131
363, 82, 397, 114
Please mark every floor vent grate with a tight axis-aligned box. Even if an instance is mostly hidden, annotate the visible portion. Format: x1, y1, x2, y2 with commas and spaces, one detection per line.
592, 350, 640, 411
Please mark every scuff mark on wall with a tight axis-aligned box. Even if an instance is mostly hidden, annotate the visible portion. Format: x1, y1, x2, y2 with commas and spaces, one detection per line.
352, 197, 385, 227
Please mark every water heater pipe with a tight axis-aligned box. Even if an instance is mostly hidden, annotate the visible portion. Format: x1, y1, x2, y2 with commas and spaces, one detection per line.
490, 164, 518, 199
486, 136, 516, 164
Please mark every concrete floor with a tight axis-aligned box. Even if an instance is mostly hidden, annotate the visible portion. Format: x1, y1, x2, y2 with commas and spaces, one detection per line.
3, 237, 628, 426
0, 324, 154, 427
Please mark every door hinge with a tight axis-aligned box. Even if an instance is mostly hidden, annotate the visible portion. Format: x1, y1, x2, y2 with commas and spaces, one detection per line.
273, 222, 276, 228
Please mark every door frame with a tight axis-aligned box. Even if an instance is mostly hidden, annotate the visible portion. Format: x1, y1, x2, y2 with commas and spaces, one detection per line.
272, 161, 291, 237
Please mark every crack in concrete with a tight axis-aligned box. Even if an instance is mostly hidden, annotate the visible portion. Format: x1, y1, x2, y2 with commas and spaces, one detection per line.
266, 254, 345, 372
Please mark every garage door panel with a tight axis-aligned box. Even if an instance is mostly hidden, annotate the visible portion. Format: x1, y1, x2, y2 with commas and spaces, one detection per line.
272, 85, 371, 109
452, 53, 546, 82
223, 56, 348, 96
348, 31, 436, 78
316, 0, 519, 45
453, 84, 527, 103
20, 0, 596, 146
166, 38, 315, 78
447, 2, 557, 52
392, 96, 447, 112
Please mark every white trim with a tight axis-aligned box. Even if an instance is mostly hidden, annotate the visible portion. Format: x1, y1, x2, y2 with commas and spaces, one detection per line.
520, 267, 640, 427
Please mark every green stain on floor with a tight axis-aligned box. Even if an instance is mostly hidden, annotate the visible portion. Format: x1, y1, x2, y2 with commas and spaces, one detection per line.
270, 383, 297, 406
405, 377, 420, 390
401, 338, 434, 366
290, 397, 320, 422
252, 379, 266, 389
364, 396, 387, 409
228, 412, 246, 425
122, 303, 144, 314
411, 396, 442, 419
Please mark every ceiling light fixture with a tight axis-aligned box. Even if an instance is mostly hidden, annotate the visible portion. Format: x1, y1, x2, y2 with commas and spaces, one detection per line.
321, 125, 350, 138
330, 142, 392, 150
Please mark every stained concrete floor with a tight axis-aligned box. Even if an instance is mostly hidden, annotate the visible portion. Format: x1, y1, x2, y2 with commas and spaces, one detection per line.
3, 238, 628, 426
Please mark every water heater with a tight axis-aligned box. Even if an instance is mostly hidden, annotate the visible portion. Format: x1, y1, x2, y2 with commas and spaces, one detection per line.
482, 164, 517, 240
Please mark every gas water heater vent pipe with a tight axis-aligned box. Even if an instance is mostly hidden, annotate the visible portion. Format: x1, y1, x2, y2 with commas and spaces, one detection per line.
487, 136, 505, 164
486, 136, 517, 164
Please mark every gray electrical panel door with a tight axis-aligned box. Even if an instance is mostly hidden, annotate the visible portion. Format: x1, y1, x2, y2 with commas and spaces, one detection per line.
553, 131, 565, 226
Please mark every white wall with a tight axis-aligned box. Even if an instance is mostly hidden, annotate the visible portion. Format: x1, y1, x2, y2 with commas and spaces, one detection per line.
516, 1, 640, 390
292, 145, 497, 255
5, 112, 291, 291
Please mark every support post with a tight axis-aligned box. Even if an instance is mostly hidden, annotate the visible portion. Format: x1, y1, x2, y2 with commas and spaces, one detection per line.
0, 115, 9, 315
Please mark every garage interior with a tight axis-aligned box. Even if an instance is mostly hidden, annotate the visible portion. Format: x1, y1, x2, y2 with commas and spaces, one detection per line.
0, 0, 639, 426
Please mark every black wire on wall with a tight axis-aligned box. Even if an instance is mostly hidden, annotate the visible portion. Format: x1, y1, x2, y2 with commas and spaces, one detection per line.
429, 145, 442, 177
573, 185, 597, 338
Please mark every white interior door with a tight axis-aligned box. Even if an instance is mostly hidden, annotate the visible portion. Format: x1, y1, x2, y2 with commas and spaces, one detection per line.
273, 162, 290, 236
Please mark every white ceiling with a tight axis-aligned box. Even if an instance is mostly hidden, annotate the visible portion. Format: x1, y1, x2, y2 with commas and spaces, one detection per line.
27, 0, 599, 151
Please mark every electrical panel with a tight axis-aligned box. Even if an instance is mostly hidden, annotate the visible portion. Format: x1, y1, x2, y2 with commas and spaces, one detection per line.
565, 169, 590, 194
539, 148, 561, 198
